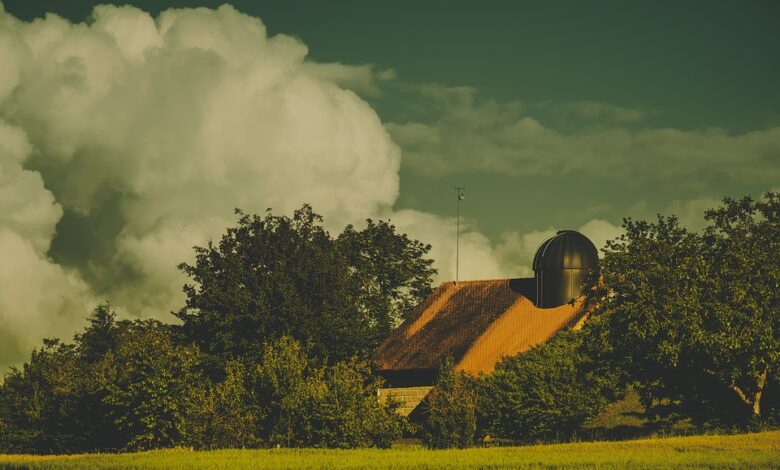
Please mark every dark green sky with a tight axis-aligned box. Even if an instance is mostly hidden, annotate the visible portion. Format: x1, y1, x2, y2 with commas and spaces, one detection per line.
5, 0, 779, 237
8, 1, 778, 126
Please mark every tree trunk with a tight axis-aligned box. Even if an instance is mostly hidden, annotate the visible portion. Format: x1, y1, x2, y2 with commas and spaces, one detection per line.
731, 369, 768, 417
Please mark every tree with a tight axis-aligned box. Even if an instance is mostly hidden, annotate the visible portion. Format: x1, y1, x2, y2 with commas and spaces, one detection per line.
586, 193, 780, 424
337, 219, 435, 341
0, 339, 86, 453
419, 358, 477, 449
0, 304, 136, 453
75, 303, 121, 364
700, 193, 779, 418
175, 205, 435, 364
477, 331, 620, 443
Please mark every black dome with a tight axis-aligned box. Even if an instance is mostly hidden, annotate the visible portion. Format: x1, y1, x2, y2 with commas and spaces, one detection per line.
533, 230, 598, 271
532, 230, 599, 308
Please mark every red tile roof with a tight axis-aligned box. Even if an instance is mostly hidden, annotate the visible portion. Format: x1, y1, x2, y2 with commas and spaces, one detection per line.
373, 279, 587, 376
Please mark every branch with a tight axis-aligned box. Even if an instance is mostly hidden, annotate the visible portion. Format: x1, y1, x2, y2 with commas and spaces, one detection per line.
730, 383, 749, 406
730, 368, 768, 408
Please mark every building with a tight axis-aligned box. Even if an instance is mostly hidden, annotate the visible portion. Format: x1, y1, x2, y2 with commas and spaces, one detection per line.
373, 230, 598, 416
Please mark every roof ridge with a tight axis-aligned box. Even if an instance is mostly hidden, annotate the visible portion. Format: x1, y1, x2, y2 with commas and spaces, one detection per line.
440, 278, 511, 285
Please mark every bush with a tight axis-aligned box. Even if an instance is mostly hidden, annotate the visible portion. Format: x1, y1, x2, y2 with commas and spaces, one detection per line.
96, 320, 205, 451
0, 309, 410, 452
254, 337, 407, 448
420, 358, 477, 449
477, 331, 620, 443
189, 360, 262, 449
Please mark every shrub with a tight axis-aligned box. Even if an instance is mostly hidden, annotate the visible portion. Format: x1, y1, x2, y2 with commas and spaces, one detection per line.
96, 320, 205, 451
189, 360, 262, 449
254, 337, 407, 448
477, 331, 619, 443
420, 358, 477, 449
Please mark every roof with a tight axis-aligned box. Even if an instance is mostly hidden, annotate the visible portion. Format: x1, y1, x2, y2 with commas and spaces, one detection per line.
373, 278, 588, 376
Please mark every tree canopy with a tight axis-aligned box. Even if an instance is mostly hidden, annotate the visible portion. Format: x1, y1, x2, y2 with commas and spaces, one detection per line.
175, 205, 435, 365
584, 192, 779, 423
2, 196, 778, 453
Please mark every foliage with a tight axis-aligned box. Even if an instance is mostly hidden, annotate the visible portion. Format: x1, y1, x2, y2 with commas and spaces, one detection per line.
0, 309, 406, 453
175, 205, 435, 365
0, 306, 207, 453
254, 337, 407, 448
419, 358, 477, 449
74, 304, 121, 364
477, 331, 621, 443
337, 219, 435, 342
188, 361, 261, 449
585, 192, 780, 424
0, 339, 86, 453
95, 320, 205, 451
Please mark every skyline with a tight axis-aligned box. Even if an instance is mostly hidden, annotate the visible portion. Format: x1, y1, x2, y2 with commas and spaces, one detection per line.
0, 0, 778, 368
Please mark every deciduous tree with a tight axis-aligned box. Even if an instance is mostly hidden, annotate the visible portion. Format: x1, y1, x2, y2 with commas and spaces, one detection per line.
586, 193, 779, 423
175, 205, 435, 364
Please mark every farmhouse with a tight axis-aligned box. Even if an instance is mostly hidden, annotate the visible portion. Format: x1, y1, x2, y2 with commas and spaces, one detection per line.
373, 230, 598, 416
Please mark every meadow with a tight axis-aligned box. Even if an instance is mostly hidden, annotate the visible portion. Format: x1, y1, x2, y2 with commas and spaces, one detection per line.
1, 430, 778, 469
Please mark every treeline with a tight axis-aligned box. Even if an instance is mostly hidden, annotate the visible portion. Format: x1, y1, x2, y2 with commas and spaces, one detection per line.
1, 195, 779, 453
0, 313, 407, 452
422, 193, 780, 448
0, 206, 430, 453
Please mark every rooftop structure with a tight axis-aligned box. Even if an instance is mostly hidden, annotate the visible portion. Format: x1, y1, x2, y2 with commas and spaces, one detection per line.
373, 230, 598, 416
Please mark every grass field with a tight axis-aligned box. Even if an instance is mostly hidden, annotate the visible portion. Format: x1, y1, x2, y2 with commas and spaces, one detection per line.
1, 430, 778, 469
581, 388, 695, 441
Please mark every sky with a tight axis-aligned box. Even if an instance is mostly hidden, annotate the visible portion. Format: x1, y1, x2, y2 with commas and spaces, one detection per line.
0, 0, 778, 368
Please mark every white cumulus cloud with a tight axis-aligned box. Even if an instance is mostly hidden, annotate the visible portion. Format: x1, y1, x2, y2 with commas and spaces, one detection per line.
0, 120, 94, 365
0, 4, 404, 323
0, 4, 522, 370
0, 4, 635, 372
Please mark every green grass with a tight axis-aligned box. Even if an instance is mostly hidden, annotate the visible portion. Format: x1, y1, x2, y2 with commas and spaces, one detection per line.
581, 388, 695, 441
2, 431, 779, 469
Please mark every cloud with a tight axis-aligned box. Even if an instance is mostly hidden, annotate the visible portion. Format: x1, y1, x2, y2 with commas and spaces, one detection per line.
0, 5, 642, 372
389, 210, 508, 282
388, 86, 780, 184
537, 100, 649, 124
577, 219, 625, 253
0, 4, 526, 371
0, 120, 94, 367
301, 62, 395, 97
0, 4, 410, 367
662, 196, 721, 231
494, 228, 556, 277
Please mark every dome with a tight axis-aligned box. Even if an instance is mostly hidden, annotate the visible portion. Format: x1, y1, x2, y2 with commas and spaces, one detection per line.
533, 230, 598, 270
533, 230, 598, 308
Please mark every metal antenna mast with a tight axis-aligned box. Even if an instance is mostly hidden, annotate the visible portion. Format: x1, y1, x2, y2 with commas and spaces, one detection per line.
454, 186, 466, 283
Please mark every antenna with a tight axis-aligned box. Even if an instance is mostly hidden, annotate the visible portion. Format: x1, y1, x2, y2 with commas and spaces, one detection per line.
454, 186, 466, 283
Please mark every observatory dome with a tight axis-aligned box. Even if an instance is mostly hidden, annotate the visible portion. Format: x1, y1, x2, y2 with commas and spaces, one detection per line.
532, 230, 598, 308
